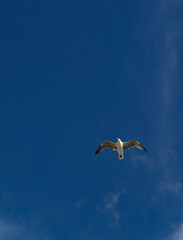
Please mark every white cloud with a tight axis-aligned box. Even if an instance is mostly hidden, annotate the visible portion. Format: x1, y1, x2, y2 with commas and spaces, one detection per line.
130, 154, 158, 170
0, 219, 24, 240
103, 192, 121, 210
97, 190, 125, 226
75, 199, 85, 209
162, 32, 177, 119
155, 3, 182, 197
160, 0, 183, 10
159, 180, 182, 194
166, 222, 183, 240
0, 217, 50, 240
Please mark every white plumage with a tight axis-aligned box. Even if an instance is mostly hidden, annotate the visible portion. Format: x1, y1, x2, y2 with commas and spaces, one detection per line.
116, 138, 124, 159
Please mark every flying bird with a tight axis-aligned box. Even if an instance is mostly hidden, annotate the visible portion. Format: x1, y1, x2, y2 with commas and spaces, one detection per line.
95, 138, 147, 159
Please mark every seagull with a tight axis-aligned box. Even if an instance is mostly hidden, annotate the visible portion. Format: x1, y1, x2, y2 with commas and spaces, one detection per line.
95, 138, 147, 159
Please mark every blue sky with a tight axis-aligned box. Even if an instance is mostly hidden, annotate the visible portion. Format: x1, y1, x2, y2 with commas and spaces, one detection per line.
0, 0, 183, 239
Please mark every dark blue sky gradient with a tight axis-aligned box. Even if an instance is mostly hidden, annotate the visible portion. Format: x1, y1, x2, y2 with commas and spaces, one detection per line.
0, 0, 183, 239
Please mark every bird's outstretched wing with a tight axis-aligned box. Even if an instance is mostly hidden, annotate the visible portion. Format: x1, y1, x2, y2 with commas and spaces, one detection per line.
95, 140, 117, 155
123, 139, 147, 151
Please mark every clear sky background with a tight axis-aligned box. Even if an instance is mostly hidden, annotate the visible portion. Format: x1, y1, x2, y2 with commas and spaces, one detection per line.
0, 0, 183, 239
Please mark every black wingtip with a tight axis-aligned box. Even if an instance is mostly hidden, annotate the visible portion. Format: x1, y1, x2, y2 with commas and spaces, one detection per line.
95, 150, 99, 155
141, 144, 147, 152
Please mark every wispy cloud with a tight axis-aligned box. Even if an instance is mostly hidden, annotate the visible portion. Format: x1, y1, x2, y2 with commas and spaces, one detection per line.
161, 32, 177, 120
97, 190, 125, 226
102, 192, 121, 226
159, 180, 182, 194
130, 153, 158, 170
0, 217, 50, 240
103, 192, 121, 210
165, 222, 183, 240
75, 199, 85, 209
0, 218, 24, 240
155, 1, 182, 196
160, 0, 183, 10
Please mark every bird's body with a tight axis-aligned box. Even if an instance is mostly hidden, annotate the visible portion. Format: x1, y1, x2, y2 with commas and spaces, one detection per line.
117, 138, 124, 159
95, 138, 147, 159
